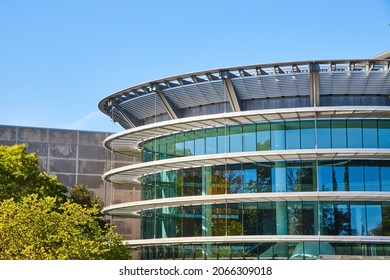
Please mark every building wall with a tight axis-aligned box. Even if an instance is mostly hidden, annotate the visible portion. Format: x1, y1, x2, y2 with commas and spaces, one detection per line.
0, 125, 140, 241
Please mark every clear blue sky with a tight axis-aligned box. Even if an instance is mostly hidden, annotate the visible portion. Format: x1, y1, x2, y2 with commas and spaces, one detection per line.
1, 0, 389, 132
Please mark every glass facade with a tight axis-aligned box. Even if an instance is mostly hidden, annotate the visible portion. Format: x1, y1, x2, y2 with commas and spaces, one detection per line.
136, 120, 390, 259
101, 60, 390, 260
142, 119, 390, 162
140, 242, 390, 260
142, 160, 390, 200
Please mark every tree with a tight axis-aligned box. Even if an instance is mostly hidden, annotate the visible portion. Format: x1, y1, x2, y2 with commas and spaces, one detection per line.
0, 145, 67, 203
69, 183, 104, 211
0, 194, 132, 260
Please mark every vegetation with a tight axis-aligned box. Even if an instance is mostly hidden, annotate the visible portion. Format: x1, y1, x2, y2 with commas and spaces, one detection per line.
0, 144, 131, 260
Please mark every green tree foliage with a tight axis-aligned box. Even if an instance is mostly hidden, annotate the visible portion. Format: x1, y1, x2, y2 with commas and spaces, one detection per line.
69, 183, 104, 211
0, 194, 132, 260
0, 145, 67, 202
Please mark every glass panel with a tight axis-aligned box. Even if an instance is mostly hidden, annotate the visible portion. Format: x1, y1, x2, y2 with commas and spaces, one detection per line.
347, 164, 364, 191
331, 120, 347, 148
229, 125, 242, 153
243, 124, 256, 151
378, 120, 390, 148
332, 164, 348, 191
320, 202, 335, 235
256, 123, 271, 150
334, 202, 351, 235
194, 129, 205, 155
285, 121, 300, 149
318, 162, 333, 191
243, 164, 257, 193
382, 202, 390, 236
363, 120, 378, 148
175, 133, 185, 157
205, 128, 217, 154
366, 202, 382, 236
381, 165, 390, 191
212, 204, 226, 236
258, 202, 276, 235
287, 202, 302, 235
364, 165, 380, 191
159, 137, 167, 159
302, 202, 317, 235
300, 120, 315, 149
226, 203, 242, 235
347, 120, 362, 148
271, 122, 285, 150
184, 131, 195, 156
350, 202, 366, 236
227, 164, 243, 194
257, 163, 272, 192
166, 135, 176, 158
217, 126, 229, 153
317, 120, 331, 148
286, 162, 300, 192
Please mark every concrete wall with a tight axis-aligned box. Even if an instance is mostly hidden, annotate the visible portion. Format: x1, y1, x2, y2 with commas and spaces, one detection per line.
0, 125, 140, 241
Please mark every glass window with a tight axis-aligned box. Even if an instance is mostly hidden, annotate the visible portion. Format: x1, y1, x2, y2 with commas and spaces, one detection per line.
362, 120, 378, 148
382, 202, 390, 236
227, 164, 243, 194
364, 165, 380, 191
217, 126, 229, 153
316, 120, 331, 148
318, 162, 333, 191
256, 123, 271, 150
243, 164, 257, 193
378, 120, 390, 148
159, 137, 167, 159
347, 164, 364, 191
286, 163, 300, 192
194, 129, 205, 155
175, 133, 185, 157
243, 124, 256, 152
381, 165, 390, 191
271, 122, 285, 150
301, 162, 316, 191
166, 135, 176, 158
287, 202, 303, 235
184, 131, 195, 156
350, 202, 366, 236
205, 128, 217, 154
300, 120, 315, 149
331, 120, 347, 148
334, 202, 351, 235
257, 202, 276, 235
320, 202, 335, 235
347, 120, 362, 148
229, 125, 242, 153
285, 121, 300, 149
366, 202, 382, 236
257, 163, 272, 192
332, 164, 348, 191
302, 202, 316, 235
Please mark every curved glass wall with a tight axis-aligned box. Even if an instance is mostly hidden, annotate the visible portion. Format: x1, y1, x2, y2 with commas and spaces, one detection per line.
141, 242, 390, 260
142, 160, 390, 200
142, 119, 390, 162
141, 201, 390, 240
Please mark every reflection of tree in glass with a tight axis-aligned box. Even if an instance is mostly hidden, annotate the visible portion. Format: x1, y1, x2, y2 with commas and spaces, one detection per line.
257, 140, 271, 151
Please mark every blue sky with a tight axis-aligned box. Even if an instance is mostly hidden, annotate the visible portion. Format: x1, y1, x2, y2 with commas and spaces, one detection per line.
1, 0, 390, 132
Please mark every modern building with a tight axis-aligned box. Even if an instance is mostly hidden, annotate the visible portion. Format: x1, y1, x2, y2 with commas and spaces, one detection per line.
0, 125, 140, 241
99, 53, 390, 259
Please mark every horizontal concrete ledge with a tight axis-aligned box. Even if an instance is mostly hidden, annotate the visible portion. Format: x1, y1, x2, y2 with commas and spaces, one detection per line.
102, 191, 390, 217
103, 106, 390, 155
123, 235, 390, 246
103, 148, 390, 185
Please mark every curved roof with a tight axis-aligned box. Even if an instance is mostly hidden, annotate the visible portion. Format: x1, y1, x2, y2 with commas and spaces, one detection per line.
99, 59, 390, 129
